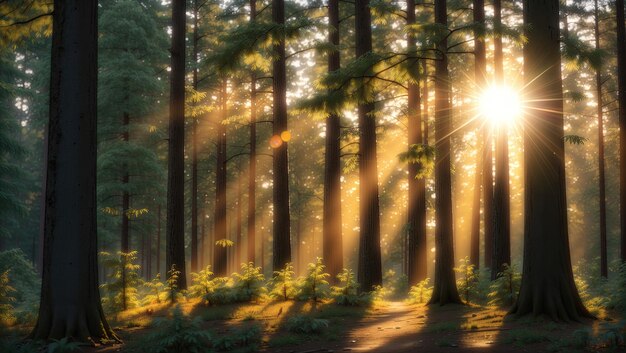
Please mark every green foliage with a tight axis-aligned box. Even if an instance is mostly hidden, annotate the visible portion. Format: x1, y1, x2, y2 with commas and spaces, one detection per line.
563, 135, 588, 145
503, 329, 551, 346
0, 270, 16, 325
0, 249, 39, 306
331, 268, 368, 306
232, 262, 266, 302
189, 266, 216, 300
407, 278, 433, 305
143, 273, 166, 305
136, 305, 212, 353
609, 262, 626, 315
487, 263, 521, 307
270, 263, 297, 301
297, 258, 330, 302
48, 337, 82, 353
454, 257, 479, 304
398, 144, 436, 179
166, 264, 183, 303
100, 251, 141, 312
283, 315, 329, 334
214, 323, 262, 351
215, 239, 235, 248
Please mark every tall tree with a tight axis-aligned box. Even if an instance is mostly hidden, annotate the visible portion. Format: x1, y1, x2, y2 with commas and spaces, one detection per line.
248, 0, 258, 265
323, 0, 344, 281
470, 0, 487, 269
272, 0, 292, 271
491, 0, 511, 280
30, 0, 117, 341
166, 0, 187, 289
617, 0, 626, 262
214, 80, 228, 276
355, 0, 383, 292
190, 0, 201, 274
406, 0, 427, 286
428, 0, 462, 305
593, 0, 608, 277
511, 0, 590, 321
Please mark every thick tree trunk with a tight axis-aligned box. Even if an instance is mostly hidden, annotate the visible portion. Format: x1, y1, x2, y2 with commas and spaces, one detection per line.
214, 81, 228, 276
511, 0, 591, 321
323, 0, 344, 281
594, 0, 607, 278
272, 0, 292, 271
428, 0, 462, 306
355, 0, 383, 292
619, 0, 626, 262
121, 111, 130, 310
236, 174, 242, 267
190, 0, 200, 274
30, 0, 117, 341
248, 0, 258, 266
491, 0, 511, 280
166, 0, 187, 290
470, 0, 486, 269
406, 0, 427, 286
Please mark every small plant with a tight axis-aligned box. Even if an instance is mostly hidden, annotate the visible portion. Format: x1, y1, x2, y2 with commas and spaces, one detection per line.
331, 268, 368, 306
232, 262, 266, 302
454, 256, 479, 304
283, 315, 329, 334
0, 270, 16, 325
143, 273, 165, 305
407, 278, 433, 304
214, 323, 262, 351
487, 263, 521, 307
100, 251, 141, 311
297, 258, 330, 302
189, 266, 216, 300
166, 264, 182, 303
48, 337, 82, 353
270, 263, 297, 301
136, 305, 212, 353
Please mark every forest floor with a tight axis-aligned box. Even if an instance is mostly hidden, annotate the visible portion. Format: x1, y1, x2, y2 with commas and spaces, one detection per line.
3, 299, 623, 352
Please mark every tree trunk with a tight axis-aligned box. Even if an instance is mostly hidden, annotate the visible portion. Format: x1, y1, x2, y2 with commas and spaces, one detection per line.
156, 204, 161, 276
618, 0, 626, 262
428, 0, 462, 306
594, 0, 607, 278
248, 0, 258, 266
272, 0, 292, 271
214, 80, 228, 276
323, 0, 344, 281
406, 0, 427, 286
190, 0, 200, 274
30, 0, 117, 341
511, 0, 591, 321
490, 0, 511, 280
470, 0, 486, 269
355, 0, 383, 292
236, 173, 243, 267
166, 0, 187, 290
121, 111, 130, 310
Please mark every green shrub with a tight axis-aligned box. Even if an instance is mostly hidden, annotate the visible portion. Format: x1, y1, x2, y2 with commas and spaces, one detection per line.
0, 270, 16, 325
100, 251, 141, 312
331, 268, 369, 306
283, 315, 329, 334
214, 323, 262, 351
232, 262, 265, 302
487, 263, 521, 307
135, 305, 211, 353
407, 278, 433, 304
143, 273, 166, 305
166, 264, 184, 303
297, 258, 330, 302
270, 263, 297, 301
455, 256, 479, 304
48, 337, 82, 353
0, 249, 40, 323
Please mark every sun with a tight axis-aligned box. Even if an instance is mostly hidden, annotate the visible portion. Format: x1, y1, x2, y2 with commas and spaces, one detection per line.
478, 85, 522, 126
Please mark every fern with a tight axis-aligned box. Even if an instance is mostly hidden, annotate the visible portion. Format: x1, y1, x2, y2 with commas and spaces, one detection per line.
297, 258, 330, 302
270, 263, 297, 301
487, 263, 521, 307
232, 262, 266, 302
99, 251, 141, 312
0, 270, 16, 325
454, 256, 479, 304
283, 315, 329, 334
331, 268, 369, 306
407, 278, 433, 304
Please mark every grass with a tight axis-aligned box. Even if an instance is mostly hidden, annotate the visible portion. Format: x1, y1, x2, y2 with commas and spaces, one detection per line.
504, 328, 551, 346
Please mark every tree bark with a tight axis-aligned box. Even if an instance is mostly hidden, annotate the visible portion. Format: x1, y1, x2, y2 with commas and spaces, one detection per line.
248, 0, 258, 265
428, 0, 462, 305
323, 0, 344, 281
355, 0, 383, 292
617, 0, 626, 263
594, 0, 607, 278
236, 173, 243, 267
470, 0, 486, 269
156, 204, 161, 275
406, 0, 427, 286
214, 80, 228, 276
511, 0, 591, 321
490, 0, 511, 280
190, 0, 200, 274
121, 111, 130, 310
272, 0, 292, 271
30, 0, 117, 341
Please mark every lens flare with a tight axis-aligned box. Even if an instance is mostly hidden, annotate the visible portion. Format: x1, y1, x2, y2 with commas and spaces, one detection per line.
269, 135, 283, 148
479, 85, 522, 126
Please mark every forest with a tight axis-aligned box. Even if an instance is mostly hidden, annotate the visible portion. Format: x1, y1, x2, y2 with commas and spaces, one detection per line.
1, 0, 626, 352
